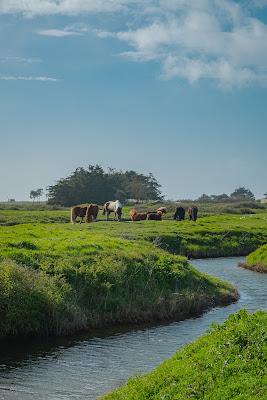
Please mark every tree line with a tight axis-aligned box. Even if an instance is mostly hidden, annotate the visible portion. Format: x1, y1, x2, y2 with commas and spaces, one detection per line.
197, 187, 256, 203
46, 165, 162, 206
30, 170, 266, 206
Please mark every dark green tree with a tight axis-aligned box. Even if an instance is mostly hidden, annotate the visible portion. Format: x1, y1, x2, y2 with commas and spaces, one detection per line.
230, 187, 255, 201
30, 190, 38, 202
30, 188, 43, 203
36, 188, 43, 202
210, 194, 230, 202
47, 165, 162, 206
197, 194, 212, 202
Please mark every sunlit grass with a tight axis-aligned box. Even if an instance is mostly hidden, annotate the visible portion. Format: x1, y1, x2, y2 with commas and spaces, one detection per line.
1, 212, 267, 258
242, 244, 267, 273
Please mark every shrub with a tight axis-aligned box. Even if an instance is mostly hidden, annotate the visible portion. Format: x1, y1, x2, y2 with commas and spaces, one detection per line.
0, 260, 83, 337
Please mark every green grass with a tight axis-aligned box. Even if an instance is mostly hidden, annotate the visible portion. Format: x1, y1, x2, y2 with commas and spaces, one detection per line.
102, 310, 267, 400
107, 213, 267, 258
241, 244, 267, 273
0, 222, 237, 337
1, 210, 267, 257
1, 209, 267, 337
0, 209, 70, 225
0, 201, 64, 211
0, 200, 266, 225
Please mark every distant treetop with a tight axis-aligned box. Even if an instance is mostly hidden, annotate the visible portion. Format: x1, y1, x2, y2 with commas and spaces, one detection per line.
197, 187, 255, 202
30, 188, 43, 203
230, 187, 255, 201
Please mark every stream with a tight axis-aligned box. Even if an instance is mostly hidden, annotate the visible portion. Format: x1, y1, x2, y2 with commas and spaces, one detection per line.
0, 257, 266, 400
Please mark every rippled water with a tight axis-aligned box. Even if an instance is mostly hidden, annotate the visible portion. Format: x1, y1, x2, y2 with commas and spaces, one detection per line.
0, 257, 266, 400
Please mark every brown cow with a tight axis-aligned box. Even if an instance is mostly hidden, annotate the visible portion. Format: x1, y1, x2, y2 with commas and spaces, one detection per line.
147, 211, 163, 221
85, 204, 99, 222
129, 209, 148, 221
156, 207, 167, 214
71, 204, 99, 223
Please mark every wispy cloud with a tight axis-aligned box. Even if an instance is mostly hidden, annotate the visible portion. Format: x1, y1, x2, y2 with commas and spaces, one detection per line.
0, 0, 131, 16
38, 24, 88, 37
0, 76, 58, 81
0, 56, 41, 63
38, 29, 81, 37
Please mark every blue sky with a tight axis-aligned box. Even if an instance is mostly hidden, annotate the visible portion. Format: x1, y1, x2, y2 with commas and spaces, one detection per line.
0, 0, 267, 201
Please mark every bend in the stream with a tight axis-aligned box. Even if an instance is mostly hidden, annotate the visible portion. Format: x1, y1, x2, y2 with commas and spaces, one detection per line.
0, 257, 266, 400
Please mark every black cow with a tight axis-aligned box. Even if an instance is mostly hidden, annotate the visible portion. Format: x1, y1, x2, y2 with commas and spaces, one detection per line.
173, 206, 185, 221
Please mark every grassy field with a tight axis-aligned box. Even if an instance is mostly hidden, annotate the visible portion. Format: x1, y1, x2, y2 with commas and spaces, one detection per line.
0, 209, 70, 225
0, 207, 266, 338
0, 200, 266, 225
102, 310, 267, 400
1, 209, 267, 257
241, 244, 267, 273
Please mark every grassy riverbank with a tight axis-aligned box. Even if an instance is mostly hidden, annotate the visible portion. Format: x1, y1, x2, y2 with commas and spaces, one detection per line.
241, 244, 267, 273
0, 223, 237, 338
102, 310, 267, 400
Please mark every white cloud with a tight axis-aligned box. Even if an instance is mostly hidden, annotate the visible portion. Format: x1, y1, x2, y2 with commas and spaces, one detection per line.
161, 56, 261, 88
38, 28, 82, 37
38, 23, 89, 37
0, 75, 58, 81
94, 0, 267, 87
2, 0, 267, 88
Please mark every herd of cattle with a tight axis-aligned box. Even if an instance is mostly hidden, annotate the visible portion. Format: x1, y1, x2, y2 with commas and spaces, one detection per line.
71, 200, 198, 223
